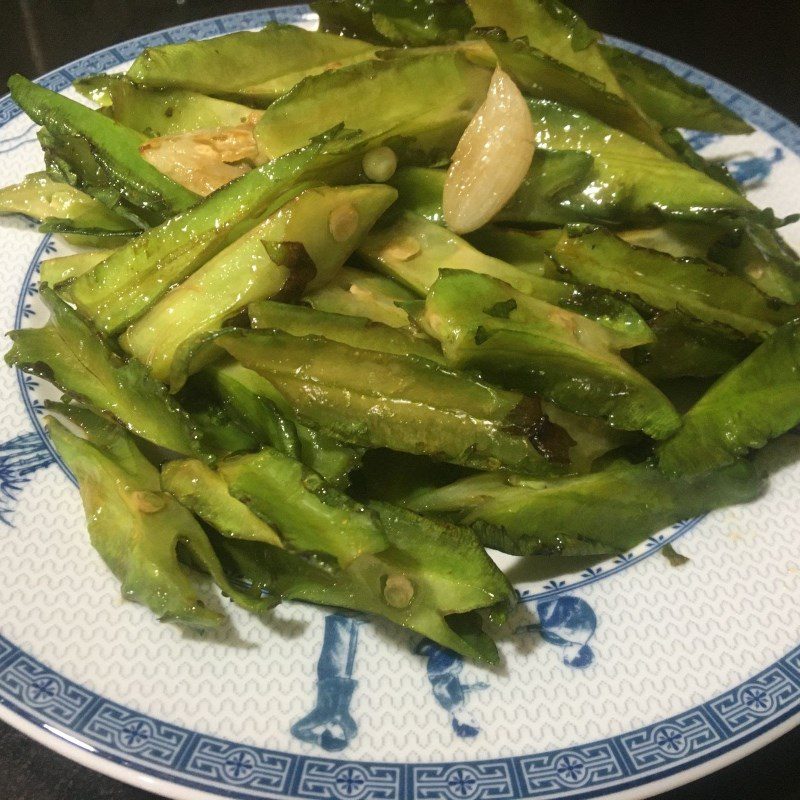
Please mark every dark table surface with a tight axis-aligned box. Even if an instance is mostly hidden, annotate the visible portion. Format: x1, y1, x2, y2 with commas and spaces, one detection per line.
1, 1, 799, 799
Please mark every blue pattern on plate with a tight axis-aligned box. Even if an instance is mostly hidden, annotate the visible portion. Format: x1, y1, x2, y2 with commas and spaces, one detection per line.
292, 614, 361, 752
727, 147, 784, 187
298, 760, 402, 800
519, 744, 625, 794
412, 762, 516, 800
1, 6, 800, 798
186, 740, 293, 791
682, 131, 723, 151
0, 634, 800, 797
0, 431, 54, 525
619, 712, 723, 771
414, 640, 488, 739
709, 667, 800, 733
538, 596, 597, 668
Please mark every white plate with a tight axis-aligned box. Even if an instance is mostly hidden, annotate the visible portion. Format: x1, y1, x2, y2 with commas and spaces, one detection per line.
1, 6, 799, 799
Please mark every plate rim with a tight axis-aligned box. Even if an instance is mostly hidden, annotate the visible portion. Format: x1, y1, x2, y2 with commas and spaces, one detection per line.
1, 5, 799, 800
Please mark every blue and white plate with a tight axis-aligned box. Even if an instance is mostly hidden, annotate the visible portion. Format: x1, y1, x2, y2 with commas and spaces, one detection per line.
1, 6, 799, 799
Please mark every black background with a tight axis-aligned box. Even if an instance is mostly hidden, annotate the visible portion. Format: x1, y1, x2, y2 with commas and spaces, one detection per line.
1, 2, 799, 799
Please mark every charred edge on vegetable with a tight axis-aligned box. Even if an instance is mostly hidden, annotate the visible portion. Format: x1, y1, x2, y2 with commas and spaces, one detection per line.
502, 396, 575, 464
484, 298, 517, 319
267, 241, 318, 303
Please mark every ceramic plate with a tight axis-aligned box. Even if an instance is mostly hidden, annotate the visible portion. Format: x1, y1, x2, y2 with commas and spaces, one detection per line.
1, 6, 799, 799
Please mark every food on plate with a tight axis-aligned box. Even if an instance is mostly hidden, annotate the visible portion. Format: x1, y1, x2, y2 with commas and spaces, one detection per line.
2, 0, 798, 662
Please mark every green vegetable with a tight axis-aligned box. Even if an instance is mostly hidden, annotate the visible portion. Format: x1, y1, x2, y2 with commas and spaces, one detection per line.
48, 417, 269, 627
467, 0, 623, 95
393, 111, 756, 227
0, 172, 138, 241
127, 24, 376, 106
184, 400, 260, 459
468, 228, 657, 344
617, 220, 800, 307
659, 127, 740, 191
219, 448, 387, 566
121, 184, 397, 382
487, 37, 671, 155
209, 451, 511, 661
360, 211, 557, 294
161, 458, 283, 548
659, 320, 800, 476
63, 127, 365, 335
6, 287, 201, 459
9, 75, 198, 226
626, 313, 756, 381
466, 226, 562, 273
405, 459, 764, 555
3, 2, 799, 662
313, 0, 475, 45
194, 362, 363, 489
390, 166, 446, 223
617, 223, 719, 259
619, 219, 800, 304
349, 448, 473, 505
390, 152, 598, 229
555, 228, 794, 338
253, 51, 490, 161
602, 45, 753, 134
47, 401, 162, 485
559, 289, 655, 349
497, 148, 595, 227
304, 265, 417, 328
359, 212, 653, 347
248, 301, 445, 363
503, 98, 757, 227
210, 366, 302, 459
420, 270, 678, 437
710, 221, 800, 305
213, 328, 569, 474
75, 74, 262, 137
39, 249, 112, 287
543, 404, 634, 472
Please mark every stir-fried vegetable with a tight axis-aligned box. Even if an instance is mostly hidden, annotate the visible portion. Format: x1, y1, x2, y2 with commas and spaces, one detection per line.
121, 183, 397, 382
658, 320, 800, 476
49, 416, 271, 627
127, 23, 376, 105
3, 1, 796, 660
7, 287, 202, 458
419, 270, 678, 437
211, 328, 571, 474
9, 75, 198, 227
405, 460, 765, 555
253, 51, 491, 161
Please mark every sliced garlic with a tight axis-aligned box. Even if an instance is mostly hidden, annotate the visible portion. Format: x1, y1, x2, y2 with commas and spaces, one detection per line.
139, 121, 259, 196
443, 67, 536, 234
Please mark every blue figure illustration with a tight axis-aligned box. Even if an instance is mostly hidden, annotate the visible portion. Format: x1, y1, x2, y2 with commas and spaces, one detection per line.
516, 596, 597, 669
683, 131, 723, 151
414, 639, 488, 738
0, 432, 55, 526
291, 614, 361, 752
727, 148, 784, 187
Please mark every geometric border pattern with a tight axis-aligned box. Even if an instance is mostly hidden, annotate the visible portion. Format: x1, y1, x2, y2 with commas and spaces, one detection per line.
1, 635, 799, 800
1, 5, 800, 799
